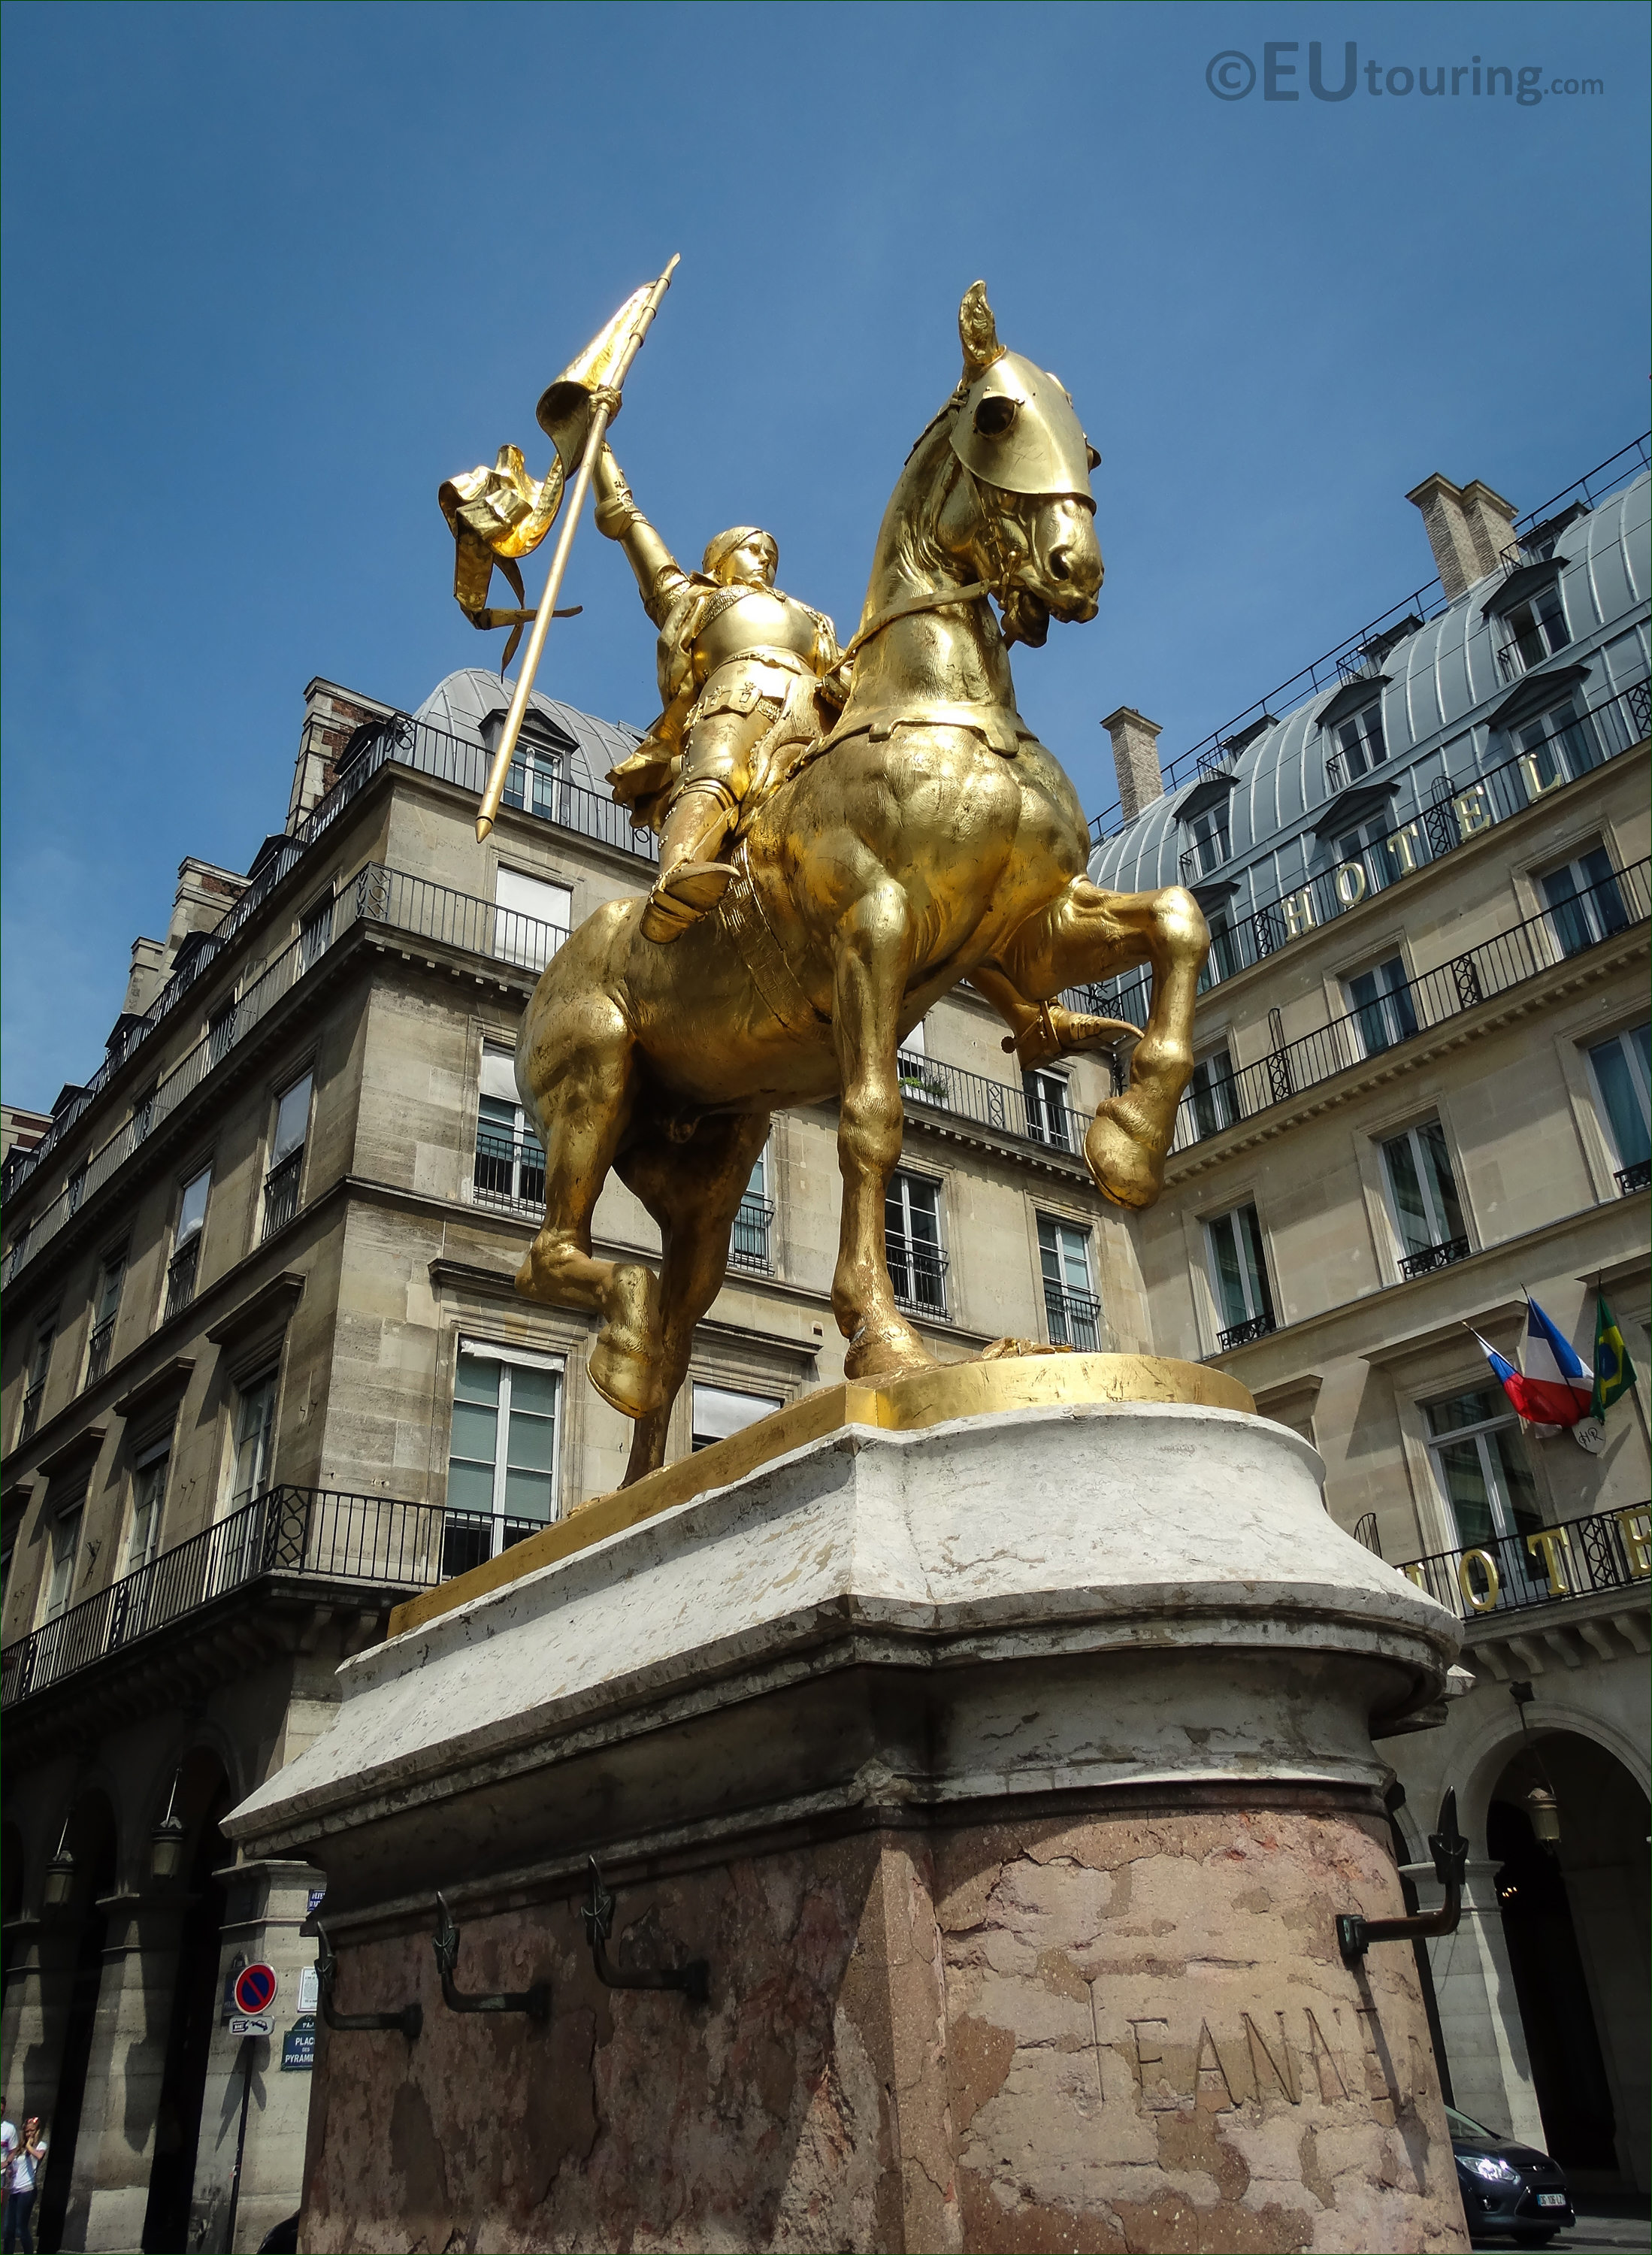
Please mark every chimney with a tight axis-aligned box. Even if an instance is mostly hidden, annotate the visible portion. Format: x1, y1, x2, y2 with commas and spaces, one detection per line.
1406, 472, 1518, 599
290, 678, 397, 830
123, 937, 167, 1016
1102, 707, 1166, 824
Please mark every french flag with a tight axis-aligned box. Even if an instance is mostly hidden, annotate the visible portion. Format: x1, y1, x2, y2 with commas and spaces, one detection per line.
1469, 1300, 1593, 1428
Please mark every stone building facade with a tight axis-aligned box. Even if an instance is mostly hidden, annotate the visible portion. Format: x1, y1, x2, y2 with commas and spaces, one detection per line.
1090, 448, 1651, 2197
0, 667, 1124, 2250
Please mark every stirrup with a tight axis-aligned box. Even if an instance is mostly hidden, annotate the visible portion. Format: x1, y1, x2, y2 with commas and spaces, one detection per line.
640, 860, 734, 943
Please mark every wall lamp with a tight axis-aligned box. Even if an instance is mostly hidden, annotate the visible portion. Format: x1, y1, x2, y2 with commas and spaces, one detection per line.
150, 1773, 186, 1882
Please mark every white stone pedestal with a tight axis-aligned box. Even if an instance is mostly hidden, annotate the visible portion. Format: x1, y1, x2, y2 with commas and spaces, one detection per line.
229, 1389, 1470, 2252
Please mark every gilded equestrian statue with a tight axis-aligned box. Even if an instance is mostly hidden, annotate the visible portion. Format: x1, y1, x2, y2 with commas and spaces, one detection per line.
511, 284, 1208, 1485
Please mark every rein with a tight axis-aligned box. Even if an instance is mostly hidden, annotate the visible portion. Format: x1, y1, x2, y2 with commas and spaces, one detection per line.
840, 580, 991, 664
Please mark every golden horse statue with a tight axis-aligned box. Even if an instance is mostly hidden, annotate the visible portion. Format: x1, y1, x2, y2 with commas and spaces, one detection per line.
514, 285, 1207, 1485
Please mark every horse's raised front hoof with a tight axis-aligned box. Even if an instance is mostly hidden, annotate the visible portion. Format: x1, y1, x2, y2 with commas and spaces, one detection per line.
843, 1319, 936, 1384
588, 1333, 667, 1420
1085, 1103, 1168, 1211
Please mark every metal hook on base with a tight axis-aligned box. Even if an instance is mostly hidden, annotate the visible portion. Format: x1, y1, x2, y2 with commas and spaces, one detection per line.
1338, 1789, 1469, 1966
315, 1923, 422, 2038
433, 1892, 551, 2020
582, 1857, 710, 2004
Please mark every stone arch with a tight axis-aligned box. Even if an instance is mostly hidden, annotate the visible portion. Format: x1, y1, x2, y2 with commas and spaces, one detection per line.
1452, 1693, 1648, 1853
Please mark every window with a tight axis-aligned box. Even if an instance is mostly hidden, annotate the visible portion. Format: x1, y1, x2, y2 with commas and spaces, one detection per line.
1023, 1068, 1071, 1150
85, 1249, 127, 1387
494, 868, 572, 973
1203, 914, 1243, 986
1424, 1387, 1542, 1591
1334, 701, 1387, 781
1185, 805, 1230, 878
1381, 1121, 1468, 1275
41, 1504, 83, 1625
1205, 1203, 1274, 1349
262, 1073, 313, 1240
1497, 584, 1569, 677
132, 1082, 157, 1145
165, 1166, 212, 1319
1345, 955, 1418, 1058
885, 1172, 947, 1317
691, 1382, 782, 1452
730, 1148, 774, 1274
1038, 1217, 1100, 1351
298, 893, 334, 972
1333, 817, 1398, 893
445, 1342, 562, 1572
897, 1016, 949, 1108
1188, 1047, 1236, 1140
1540, 845, 1627, 961
1517, 698, 1599, 789
1587, 1022, 1650, 1192
19, 1320, 55, 1442
127, 1442, 170, 1573
228, 1373, 278, 1515
474, 1046, 546, 1212
501, 730, 569, 822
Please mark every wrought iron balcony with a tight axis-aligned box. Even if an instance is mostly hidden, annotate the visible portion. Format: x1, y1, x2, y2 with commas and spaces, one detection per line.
894, 1047, 1094, 1158
473, 1128, 546, 1215
887, 1233, 949, 1319
1617, 1158, 1650, 1196
1394, 1503, 1650, 1624
162, 1238, 200, 1322
1044, 1283, 1101, 1351
1397, 1236, 1471, 1281
728, 1194, 775, 1274
261, 1149, 304, 1241
1217, 1312, 1275, 1351
84, 1315, 116, 1388
1, 1484, 454, 1709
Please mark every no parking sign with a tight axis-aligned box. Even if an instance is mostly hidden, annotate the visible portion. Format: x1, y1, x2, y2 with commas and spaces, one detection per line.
233, 1963, 278, 2017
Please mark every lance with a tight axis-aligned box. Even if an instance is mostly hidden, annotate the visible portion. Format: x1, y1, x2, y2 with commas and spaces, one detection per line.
474, 254, 680, 843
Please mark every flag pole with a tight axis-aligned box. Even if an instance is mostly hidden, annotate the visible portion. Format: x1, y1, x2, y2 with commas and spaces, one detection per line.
475, 256, 680, 843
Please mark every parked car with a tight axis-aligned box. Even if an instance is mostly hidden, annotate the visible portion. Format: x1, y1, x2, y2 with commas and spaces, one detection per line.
1448, 2105, 1575, 2243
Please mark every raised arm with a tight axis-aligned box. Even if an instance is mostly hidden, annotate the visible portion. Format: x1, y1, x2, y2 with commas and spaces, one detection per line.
592, 445, 688, 628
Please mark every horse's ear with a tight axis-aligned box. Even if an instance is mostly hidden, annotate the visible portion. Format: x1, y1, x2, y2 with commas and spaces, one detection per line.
959, 282, 1005, 380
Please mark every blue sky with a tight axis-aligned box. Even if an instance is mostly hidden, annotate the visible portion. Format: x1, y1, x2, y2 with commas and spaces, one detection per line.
2, 0, 1646, 1109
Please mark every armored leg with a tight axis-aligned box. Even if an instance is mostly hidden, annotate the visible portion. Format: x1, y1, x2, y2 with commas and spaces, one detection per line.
642, 709, 770, 943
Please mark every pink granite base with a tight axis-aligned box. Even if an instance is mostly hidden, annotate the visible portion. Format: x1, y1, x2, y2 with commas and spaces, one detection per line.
300, 1796, 1469, 2253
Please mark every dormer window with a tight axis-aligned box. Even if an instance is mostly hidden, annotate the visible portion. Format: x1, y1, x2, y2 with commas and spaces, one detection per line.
1496, 584, 1569, 680
1185, 806, 1230, 879
1334, 702, 1387, 781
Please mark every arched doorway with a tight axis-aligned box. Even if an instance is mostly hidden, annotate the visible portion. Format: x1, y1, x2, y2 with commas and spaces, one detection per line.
142, 1751, 232, 2255
36, 1793, 116, 2253
1488, 1730, 1650, 2189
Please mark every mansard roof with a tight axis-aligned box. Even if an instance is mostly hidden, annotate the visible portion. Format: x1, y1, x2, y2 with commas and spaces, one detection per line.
413, 668, 640, 798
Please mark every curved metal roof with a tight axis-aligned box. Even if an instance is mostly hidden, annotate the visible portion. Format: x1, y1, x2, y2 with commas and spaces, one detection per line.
1090, 471, 1650, 908
413, 667, 640, 798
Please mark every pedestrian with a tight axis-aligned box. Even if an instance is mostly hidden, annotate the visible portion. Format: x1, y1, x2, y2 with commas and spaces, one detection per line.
0, 2099, 14, 2190
2, 2117, 45, 2254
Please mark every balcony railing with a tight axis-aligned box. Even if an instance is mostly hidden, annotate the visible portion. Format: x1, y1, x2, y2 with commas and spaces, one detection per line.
1397, 1236, 1471, 1281
1, 1484, 453, 1709
1045, 1283, 1102, 1351
1086, 434, 1650, 842
355, 864, 570, 973
1159, 856, 1649, 1160
2, 708, 652, 1207
896, 1049, 1095, 1158
261, 1149, 304, 1241
1218, 1312, 1275, 1351
84, 1315, 116, 1388
729, 1194, 774, 1274
1394, 1503, 1650, 1624
162, 1239, 200, 1321
888, 1233, 949, 1319
1617, 1159, 1650, 1196
18, 1384, 44, 1445
473, 1128, 546, 1215
1094, 673, 1650, 1027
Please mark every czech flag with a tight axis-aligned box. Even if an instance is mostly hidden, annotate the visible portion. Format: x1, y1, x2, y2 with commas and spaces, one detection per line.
1469, 1300, 1593, 1428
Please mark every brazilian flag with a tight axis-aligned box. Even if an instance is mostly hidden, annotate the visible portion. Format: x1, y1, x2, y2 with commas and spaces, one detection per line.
1592, 1294, 1637, 1420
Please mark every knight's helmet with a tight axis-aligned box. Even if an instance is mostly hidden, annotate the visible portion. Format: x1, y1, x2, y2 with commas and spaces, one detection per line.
949, 282, 1100, 502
